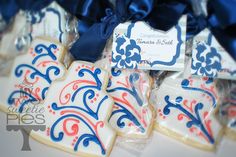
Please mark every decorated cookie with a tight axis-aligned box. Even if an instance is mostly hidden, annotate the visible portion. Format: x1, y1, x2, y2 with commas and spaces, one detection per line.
154, 75, 222, 150
30, 61, 116, 157
96, 56, 155, 138
0, 37, 66, 113
219, 85, 236, 140
107, 68, 154, 138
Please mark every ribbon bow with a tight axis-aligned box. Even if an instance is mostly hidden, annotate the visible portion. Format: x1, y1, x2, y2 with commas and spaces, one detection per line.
187, 0, 236, 60
57, 0, 112, 35
69, 0, 186, 62
70, 0, 154, 62
0, 0, 187, 61
70, 0, 236, 62
0, 0, 111, 32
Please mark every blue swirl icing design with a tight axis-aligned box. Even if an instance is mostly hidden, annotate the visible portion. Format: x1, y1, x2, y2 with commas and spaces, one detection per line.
49, 67, 108, 155
107, 71, 143, 106
162, 78, 218, 144
110, 102, 145, 133
163, 95, 215, 144
14, 64, 60, 84
107, 70, 145, 131
32, 43, 57, 64
50, 113, 105, 154
8, 43, 61, 112
181, 79, 216, 107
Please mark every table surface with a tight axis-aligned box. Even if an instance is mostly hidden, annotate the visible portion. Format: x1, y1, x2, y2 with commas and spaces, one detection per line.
0, 111, 235, 157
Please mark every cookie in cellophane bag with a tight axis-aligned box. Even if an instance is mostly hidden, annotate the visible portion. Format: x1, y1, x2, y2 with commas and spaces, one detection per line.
0, 37, 67, 113
152, 59, 223, 151
219, 82, 236, 140
29, 61, 116, 157
0, 2, 77, 78
0, 12, 28, 58
96, 54, 155, 139
0, 1, 74, 59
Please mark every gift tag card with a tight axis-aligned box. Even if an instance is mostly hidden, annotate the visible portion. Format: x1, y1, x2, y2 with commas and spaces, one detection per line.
191, 29, 236, 80
26, 2, 68, 44
111, 16, 186, 71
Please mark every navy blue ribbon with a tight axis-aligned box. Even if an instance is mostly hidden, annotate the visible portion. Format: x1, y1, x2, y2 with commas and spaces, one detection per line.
208, 0, 236, 60
70, 0, 154, 62
57, 0, 112, 35
70, 0, 187, 62
0, 0, 111, 32
187, 0, 236, 60
146, 0, 189, 31
70, 0, 150, 62
0, 0, 19, 24
1, 0, 235, 61
71, 0, 236, 62
0, 0, 53, 24
0, 0, 189, 61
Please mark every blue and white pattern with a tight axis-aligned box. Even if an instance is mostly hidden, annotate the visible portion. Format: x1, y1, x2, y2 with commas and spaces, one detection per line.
112, 33, 141, 69
112, 16, 186, 70
26, 11, 46, 24
191, 42, 222, 77
191, 30, 236, 80
26, 2, 66, 44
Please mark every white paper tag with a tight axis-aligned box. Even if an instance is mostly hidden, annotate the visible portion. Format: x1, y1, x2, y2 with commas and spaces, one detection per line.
191, 29, 236, 80
27, 2, 67, 44
111, 16, 186, 71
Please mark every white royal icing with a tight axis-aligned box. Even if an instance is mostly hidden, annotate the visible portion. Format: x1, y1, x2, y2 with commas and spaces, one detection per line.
155, 75, 222, 147
31, 61, 116, 157
0, 38, 66, 113
96, 56, 154, 138
107, 68, 154, 137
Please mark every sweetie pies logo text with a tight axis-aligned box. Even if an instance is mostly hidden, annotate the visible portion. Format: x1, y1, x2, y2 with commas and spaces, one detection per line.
6, 80, 46, 151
